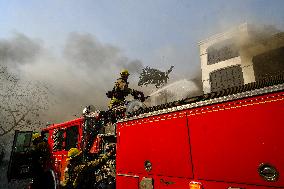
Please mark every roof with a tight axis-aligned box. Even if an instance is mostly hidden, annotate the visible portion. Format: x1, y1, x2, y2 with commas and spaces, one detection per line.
42, 117, 84, 131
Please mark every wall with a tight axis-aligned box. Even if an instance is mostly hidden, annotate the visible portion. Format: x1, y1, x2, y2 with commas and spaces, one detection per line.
199, 23, 284, 93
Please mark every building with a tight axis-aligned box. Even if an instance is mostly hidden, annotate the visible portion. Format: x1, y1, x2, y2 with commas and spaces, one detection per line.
199, 23, 284, 93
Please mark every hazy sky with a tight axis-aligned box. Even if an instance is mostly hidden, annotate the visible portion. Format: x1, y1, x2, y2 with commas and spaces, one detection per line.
1, 0, 284, 78
0, 0, 284, 121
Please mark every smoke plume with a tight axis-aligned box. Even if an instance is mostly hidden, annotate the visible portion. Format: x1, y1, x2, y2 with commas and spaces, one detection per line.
0, 33, 144, 125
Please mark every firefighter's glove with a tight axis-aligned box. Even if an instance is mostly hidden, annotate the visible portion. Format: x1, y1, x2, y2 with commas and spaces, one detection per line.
132, 90, 145, 102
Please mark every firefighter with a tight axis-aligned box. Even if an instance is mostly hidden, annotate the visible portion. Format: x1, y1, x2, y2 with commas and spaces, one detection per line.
82, 105, 101, 161
72, 145, 116, 189
107, 69, 145, 109
107, 69, 131, 109
31, 132, 50, 163
30, 132, 50, 189
61, 147, 115, 189
61, 148, 83, 189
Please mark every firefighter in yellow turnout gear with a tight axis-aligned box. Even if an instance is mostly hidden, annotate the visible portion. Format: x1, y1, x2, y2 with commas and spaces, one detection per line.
61, 147, 115, 189
107, 69, 145, 109
61, 148, 83, 189
107, 69, 132, 108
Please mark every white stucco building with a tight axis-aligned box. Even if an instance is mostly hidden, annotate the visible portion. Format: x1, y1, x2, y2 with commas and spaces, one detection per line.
199, 23, 284, 93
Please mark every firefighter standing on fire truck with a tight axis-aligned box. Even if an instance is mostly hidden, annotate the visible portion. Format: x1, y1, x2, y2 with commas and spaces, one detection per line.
107, 69, 132, 108
107, 69, 145, 109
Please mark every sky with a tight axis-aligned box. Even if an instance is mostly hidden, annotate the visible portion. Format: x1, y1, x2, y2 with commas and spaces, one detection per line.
1, 0, 284, 77
0, 0, 284, 123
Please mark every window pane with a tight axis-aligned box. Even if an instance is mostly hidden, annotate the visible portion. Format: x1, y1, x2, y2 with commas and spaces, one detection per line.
15, 132, 32, 152
65, 126, 79, 151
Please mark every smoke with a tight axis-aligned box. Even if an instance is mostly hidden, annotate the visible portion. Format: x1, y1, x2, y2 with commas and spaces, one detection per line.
0, 33, 144, 124
0, 32, 202, 162
0, 31, 203, 130
63, 33, 143, 74
2, 25, 280, 125
0, 33, 41, 67
1, 24, 281, 125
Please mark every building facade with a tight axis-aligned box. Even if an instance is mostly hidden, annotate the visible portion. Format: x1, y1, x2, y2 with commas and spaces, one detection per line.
199, 23, 284, 93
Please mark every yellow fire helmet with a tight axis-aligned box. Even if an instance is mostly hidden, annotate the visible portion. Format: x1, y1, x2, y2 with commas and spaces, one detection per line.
67, 148, 82, 161
120, 69, 129, 77
32, 133, 41, 141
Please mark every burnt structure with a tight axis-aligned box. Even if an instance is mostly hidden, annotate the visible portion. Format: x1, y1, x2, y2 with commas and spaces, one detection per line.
199, 23, 284, 93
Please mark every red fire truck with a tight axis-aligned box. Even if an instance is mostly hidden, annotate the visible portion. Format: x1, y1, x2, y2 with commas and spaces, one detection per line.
116, 82, 284, 189
7, 77, 284, 189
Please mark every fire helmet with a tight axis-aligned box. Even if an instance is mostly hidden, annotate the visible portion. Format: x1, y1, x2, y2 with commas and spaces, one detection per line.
67, 148, 82, 161
120, 69, 129, 77
32, 133, 41, 141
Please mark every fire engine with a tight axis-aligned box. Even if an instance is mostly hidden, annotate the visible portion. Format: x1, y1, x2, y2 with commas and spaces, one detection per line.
7, 74, 284, 189
116, 78, 284, 189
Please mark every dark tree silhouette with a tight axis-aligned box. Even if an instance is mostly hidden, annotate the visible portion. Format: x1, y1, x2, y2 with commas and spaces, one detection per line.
138, 66, 174, 88
0, 66, 50, 137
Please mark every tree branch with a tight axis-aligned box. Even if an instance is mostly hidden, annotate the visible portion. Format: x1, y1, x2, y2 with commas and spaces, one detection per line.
0, 108, 31, 137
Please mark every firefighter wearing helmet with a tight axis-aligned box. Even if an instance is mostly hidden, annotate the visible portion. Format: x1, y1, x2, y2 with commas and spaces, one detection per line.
73, 145, 116, 189
61, 148, 83, 188
31, 132, 49, 156
62, 147, 115, 189
106, 69, 131, 108
107, 69, 145, 109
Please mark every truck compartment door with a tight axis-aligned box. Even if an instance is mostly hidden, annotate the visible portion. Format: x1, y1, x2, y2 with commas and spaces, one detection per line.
188, 92, 284, 188
7, 130, 33, 181
117, 112, 193, 178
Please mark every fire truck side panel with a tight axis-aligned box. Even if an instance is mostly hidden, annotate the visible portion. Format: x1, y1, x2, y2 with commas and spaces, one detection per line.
188, 91, 284, 188
116, 90, 284, 188
116, 112, 194, 180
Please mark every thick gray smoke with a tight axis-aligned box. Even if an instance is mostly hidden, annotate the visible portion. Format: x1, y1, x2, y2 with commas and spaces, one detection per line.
0, 33, 144, 125
0, 33, 41, 66
1, 24, 280, 127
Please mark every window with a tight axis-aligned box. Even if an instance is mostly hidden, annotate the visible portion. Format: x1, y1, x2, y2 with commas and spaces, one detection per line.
14, 132, 32, 153
41, 131, 49, 142
65, 126, 79, 151
210, 65, 244, 92
207, 39, 239, 65
253, 47, 284, 81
